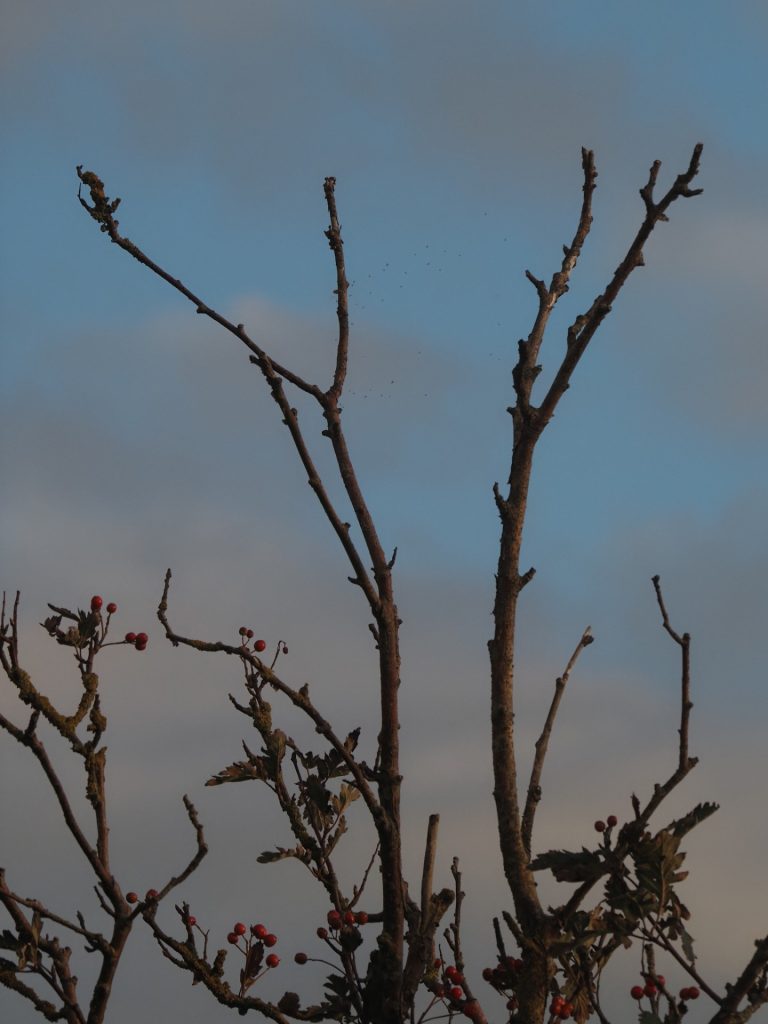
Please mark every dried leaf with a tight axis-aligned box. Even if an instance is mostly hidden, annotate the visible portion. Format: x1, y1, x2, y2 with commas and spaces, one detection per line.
681, 926, 696, 963
41, 614, 63, 636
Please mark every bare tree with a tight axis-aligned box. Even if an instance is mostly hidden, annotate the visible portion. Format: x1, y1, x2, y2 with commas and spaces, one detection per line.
2, 144, 766, 1024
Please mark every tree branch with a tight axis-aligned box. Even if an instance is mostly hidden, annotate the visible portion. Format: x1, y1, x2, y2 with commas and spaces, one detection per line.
521, 626, 594, 856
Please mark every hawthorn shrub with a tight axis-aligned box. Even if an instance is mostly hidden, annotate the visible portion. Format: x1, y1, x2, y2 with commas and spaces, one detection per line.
1, 146, 766, 1024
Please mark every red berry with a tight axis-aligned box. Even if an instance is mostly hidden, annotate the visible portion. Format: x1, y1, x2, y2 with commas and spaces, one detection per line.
643, 982, 657, 997
607, 814, 618, 827
630, 985, 645, 1000
246, 629, 254, 638
434, 958, 442, 969
294, 952, 308, 965
135, 639, 147, 652
482, 967, 494, 982
238, 627, 247, 636
264, 933, 278, 947
594, 820, 606, 832
551, 997, 565, 1012
445, 966, 459, 981
355, 911, 369, 925
227, 932, 239, 944
327, 909, 342, 929
254, 639, 267, 652
282, 643, 289, 654
188, 916, 196, 927
265, 953, 280, 968
125, 632, 137, 644
136, 632, 148, 644
681, 986, 700, 1000
316, 927, 328, 940
126, 891, 138, 904
251, 923, 268, 939
559, 1003, 573, 1020
655, 975, 666, 987
233, 922, 247, 936
145, 889, 158, 901
450, 987, 463, 1002
343, 910, 356, 925
91, 595, 103, 612
106, 602, 117, 614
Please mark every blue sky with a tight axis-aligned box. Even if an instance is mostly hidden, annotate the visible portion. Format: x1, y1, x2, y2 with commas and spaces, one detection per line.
1, 3, 767, 1023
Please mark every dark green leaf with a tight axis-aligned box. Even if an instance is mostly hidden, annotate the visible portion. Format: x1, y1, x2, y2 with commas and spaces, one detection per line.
46, 603, 78, 622
257, 845, 310, 864
668, 802, 719, 840
530, 848, 605, 883
278, 993, 301, 1015
205, 758, 270, 786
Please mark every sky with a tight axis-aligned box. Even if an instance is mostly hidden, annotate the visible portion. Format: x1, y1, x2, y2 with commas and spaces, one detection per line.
1, 2, 766, 1022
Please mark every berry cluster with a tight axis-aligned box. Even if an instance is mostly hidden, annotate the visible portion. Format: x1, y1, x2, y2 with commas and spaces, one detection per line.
311, 908, 369, 961
630, 975, 699, 1002
237, 627, 289, 656
593, 814, 618, 832
481, 954, 525, 1013
325, 908, 369, 930
630, 973, 665, 1000
125, 888, 158, 905
426, 960, 484, 1018
90, 595, 118, 616
90, 594, 149, 651
124, 631, 149, 651
548, 994, 574, 1020
482, 955, 523, 990
227, 922, 280, 971
444, 963, 466, 1005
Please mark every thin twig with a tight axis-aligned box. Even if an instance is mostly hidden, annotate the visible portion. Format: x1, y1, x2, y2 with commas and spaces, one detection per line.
521, 626, 594, 855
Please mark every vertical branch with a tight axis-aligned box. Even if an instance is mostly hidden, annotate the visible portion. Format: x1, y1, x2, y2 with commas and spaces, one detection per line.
652, 575, 693, 771
420, 815, 440, 921
489, 147, 703, 949
324, 176, 350, 399
521, 627, 594, 856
